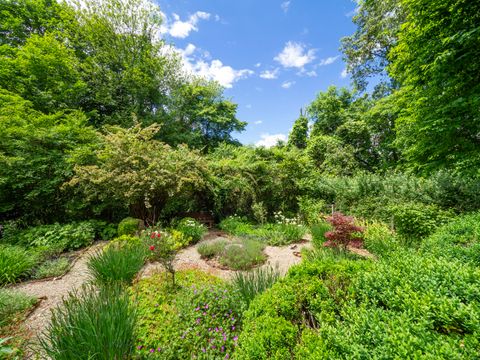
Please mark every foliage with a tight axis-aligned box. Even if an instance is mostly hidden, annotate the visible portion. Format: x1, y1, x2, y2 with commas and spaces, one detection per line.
4, 222, 96, 253
133, 270, 243, 359
324, 212, 364, 250
389, 0, 480, 174
287, 111, 309, 149
0, 289, 36, 328
251, 202, 267, 224
40, 284, 137, 360
231, 265, 281, 307
361, 220, 399, 257
105, 234, 142, 250
297, 197, 326, 225
198, 238, 266, 271
87, 243, 145, 285
68, 123, 210, 222
34, 257, 70, 279
174, 218, 207, 243
117, 217, 143, 236
310, 221, 331, 249
390, 202, 453, 243
0, 245, 38, 285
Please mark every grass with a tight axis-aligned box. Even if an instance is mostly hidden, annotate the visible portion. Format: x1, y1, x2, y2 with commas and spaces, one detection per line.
87, 243, 146, 285
40, 284, 137, 360
310, 221, 331, 249
198, 238, 266, 270
0, 289, 37, 328
0, 245, 38, 285
231, 265, 281, 306
34, 257, 70, 279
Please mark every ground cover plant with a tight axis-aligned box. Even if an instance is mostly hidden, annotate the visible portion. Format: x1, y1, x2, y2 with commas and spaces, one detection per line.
231, 265, 281, 307
197, 238, 266, 270
0, 245, 38, 285
33, 257, 70, 279
40, 284, 137, 359
132, 269, 243, 359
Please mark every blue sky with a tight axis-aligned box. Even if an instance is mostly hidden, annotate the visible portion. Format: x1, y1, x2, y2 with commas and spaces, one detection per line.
156, 0, 357, 146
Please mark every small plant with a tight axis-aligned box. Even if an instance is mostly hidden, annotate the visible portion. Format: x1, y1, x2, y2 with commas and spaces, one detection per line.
117, 217, 143, 236
311, 221, 331, 249
88, 243, 146, 285
252, 202, 268, 224
34, 257, 70, 279
0, 289, 37, 328
324, 212, 364, 251
175, 218, 207, 243
0, 245, 38, 285
146, 231, 179, 287
198, 239, 229, 259
232, 265, 281, 306
40, 284, 137, 359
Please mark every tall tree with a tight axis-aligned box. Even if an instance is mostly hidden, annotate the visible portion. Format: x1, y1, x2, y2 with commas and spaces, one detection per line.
341, 0, 406, 92
389, 0, 480, 174
287, 109, 309, 149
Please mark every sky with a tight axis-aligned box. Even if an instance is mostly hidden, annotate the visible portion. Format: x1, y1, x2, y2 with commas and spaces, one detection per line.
155, 0, 358, 147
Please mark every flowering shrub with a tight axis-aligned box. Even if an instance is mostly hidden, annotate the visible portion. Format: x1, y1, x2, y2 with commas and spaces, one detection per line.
324, 212, 364, 250
145, 230, 178, 287
175, 218, 207, 243
133, 270, 244, 359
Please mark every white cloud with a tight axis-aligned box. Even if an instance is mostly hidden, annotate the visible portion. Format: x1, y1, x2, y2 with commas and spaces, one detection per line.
260, 68, 280, 79
281, 81, 295, 89
341, 68, 348, 78
256, 133, 287, 147
254, 62, 262, 68
254, 120, 262, 125
174, 44, 254, 88
281, 1, 291, 13
297, 68, 317, 77
318, 55, 340, 66
166, 11, 211, 38
275, 41, 315, 68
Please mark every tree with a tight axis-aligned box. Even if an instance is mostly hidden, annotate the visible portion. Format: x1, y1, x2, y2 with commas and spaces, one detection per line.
68, 123, 210, 222
287, 110, 309, 149
0, 89, 98, 222
341, 0, 406, 92
389, 0, 480, 174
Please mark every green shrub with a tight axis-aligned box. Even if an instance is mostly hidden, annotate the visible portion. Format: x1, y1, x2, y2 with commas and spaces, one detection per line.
231, 265, 281, 307
420, 212, 480, 266
90, 220, 117, 240
220, 240, 266, 270
133, 270, 243, 359
218, 215, 252, 235
174, 217, 206, 243
390, 202, 453, 243
6, 222, 96, 252
40, 284, 137, 359
361, 220, 399, 257
117, 217, 143, 236
252, 202, 268, 224
0, 289, 36, 328
87, 244, 146, 285
0, 245, 38, 285
105, 235, 142, 250
298, 197, 327, 225
197, 239, 228, 259
310, 221, 331, 249
34, 257, 70, 279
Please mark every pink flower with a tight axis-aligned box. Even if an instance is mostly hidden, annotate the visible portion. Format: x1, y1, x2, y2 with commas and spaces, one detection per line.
149, 245, 155, 251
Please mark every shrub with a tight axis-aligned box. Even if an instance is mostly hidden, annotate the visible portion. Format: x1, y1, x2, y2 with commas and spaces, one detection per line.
197, 239, 229, 259
87, 244, 146, 285
218, 215, 252, 235
252, 202, 267, 224
34, 257, 70, 279
40, 284, 137, 359
0, 245, 38, 285
298, 197, 327, 225
310, 221, 331, 249
220, 240, 266, 270
117, 217, 144, 236
0, 289, 36, 328
324, 212, 364, 250
104, 234, 142, 250
174, 218, 206, 243
390, 202, 453, 243
133, 270, 243, 359
198, 238, 266, 271
361, 221, 399, 257
231, 265, 281, 307
6, 222, 96, 252
145, 230, 180, 287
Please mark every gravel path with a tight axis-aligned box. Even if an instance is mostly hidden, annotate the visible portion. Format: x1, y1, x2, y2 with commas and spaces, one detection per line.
13, 243, 105, 338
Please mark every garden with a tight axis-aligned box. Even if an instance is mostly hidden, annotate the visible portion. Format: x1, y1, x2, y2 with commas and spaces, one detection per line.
1, 0, 480, 358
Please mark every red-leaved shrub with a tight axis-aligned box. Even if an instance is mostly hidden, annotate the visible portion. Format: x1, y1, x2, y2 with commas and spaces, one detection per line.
323, 212, 364, 250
